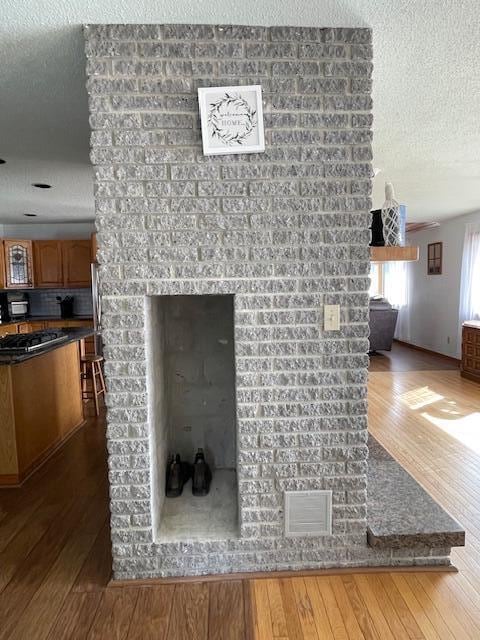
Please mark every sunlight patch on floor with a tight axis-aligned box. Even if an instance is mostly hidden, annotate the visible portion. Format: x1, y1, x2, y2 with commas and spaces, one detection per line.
400, 386, 444, 410
421, 412, 480, 454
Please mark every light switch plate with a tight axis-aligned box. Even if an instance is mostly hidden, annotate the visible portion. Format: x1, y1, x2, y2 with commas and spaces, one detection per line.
324, 304, 340, 331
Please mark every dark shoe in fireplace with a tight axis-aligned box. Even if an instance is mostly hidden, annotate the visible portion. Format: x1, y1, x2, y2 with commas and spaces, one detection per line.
192, 448, 212, 497
166, 454, 191, 498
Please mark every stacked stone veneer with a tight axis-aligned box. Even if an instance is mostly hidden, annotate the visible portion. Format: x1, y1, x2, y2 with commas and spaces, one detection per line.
84, 23, 451, 579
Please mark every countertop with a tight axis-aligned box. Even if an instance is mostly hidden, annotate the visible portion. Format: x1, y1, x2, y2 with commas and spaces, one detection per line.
0, 315, 93, 328
0, 328, 96, 366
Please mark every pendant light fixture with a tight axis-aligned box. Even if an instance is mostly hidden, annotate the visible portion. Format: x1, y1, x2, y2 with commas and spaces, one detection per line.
381, 182, 402, 246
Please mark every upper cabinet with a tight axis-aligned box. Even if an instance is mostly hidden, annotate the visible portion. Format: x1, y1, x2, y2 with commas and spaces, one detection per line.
3, 239, 34, 288
62, 240, 92, 287
0, 236, 93, 290
33, 240, 63, 288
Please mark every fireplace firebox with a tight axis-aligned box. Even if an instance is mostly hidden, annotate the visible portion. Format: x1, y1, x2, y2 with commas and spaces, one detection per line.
147, 295, 238, 541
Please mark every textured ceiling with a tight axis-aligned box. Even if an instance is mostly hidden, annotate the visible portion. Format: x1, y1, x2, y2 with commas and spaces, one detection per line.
0, 0, 479, 223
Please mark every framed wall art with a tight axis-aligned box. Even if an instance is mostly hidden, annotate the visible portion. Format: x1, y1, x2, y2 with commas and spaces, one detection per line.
198, 85, 265, 156
427, 241, 442, 275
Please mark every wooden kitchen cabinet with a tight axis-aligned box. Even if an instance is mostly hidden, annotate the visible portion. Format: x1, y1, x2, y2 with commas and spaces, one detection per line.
3, 239, 34, 288
3, 237, 92, 290
0, 324, 18, 338
29, 321, 46, 331
62, 240, 92, 288
16, 321, 46, 333
33, 240, 63, 288
0, 341, 84, 485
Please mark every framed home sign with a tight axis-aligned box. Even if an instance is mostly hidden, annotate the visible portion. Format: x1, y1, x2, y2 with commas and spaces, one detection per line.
198, 85, 265, 156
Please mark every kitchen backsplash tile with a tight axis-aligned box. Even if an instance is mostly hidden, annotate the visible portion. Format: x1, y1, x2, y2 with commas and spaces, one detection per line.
27, 288, 93, 317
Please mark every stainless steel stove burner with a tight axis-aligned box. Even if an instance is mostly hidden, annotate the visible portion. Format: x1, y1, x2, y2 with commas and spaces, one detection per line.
0, 329, 69, 354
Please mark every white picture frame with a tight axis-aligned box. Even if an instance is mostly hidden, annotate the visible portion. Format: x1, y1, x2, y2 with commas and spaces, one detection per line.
197, 85, 265, 156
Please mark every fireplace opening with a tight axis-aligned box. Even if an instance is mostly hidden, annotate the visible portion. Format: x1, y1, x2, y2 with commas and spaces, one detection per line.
146, 294, 239, 542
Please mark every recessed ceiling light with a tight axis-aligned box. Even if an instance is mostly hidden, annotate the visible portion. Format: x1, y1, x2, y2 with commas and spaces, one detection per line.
24, 213, 37, 217
32, 182, 52, 189
0, 159, 6, 165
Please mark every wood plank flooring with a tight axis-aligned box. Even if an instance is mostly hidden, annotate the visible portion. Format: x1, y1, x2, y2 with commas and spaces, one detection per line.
0, 346, 479, 638
369, 341, 459, 372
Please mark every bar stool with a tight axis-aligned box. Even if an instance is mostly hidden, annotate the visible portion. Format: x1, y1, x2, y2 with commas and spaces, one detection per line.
81, 354, 106, 416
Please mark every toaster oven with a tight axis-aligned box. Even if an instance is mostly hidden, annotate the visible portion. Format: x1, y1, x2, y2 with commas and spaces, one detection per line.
8, 300, 29, 318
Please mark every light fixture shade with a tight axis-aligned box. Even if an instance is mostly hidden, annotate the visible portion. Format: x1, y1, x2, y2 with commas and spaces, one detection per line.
381, 182, 401, 246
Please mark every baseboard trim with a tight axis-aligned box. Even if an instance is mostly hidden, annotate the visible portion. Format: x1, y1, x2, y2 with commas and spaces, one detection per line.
394, 339, 460, 365
108, 563, 457, 587
461, 370, 480, 383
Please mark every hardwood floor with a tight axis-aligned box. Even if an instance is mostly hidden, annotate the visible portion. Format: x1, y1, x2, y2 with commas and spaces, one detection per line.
0, 346, 479, 638
369, 340, 459, 372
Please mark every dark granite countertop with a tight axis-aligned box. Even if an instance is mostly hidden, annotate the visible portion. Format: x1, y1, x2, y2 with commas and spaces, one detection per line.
0, 315, 93, 327
0, 328, 96, 366
368, 434, 465, 549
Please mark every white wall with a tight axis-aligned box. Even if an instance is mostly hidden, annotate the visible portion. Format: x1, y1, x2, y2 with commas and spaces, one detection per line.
1, 222, 94, 239
396, 210, 480, 358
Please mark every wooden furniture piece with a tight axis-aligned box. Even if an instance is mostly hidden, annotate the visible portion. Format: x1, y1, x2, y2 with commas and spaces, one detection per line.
461, 322, 480, 382
0, 340, 84, 486
3, 239, 34, 288
33, 240, 64, 287
62, 240, 92, 287
370, 246, 419, 262
81, 354, 106, 416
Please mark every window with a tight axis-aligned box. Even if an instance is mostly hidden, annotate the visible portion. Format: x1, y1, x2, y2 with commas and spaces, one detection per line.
369, 262, 384, 297
459, 224, 480, 323
427, 242, 442, 275
383, 260, 409, 309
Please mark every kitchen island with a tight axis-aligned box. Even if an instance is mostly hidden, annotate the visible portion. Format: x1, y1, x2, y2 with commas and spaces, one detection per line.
0, 328, 94, 486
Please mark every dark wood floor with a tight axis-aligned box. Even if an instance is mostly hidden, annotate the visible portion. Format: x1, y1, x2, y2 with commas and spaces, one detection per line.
369, 340, 460, 372
1, 345, 480, 638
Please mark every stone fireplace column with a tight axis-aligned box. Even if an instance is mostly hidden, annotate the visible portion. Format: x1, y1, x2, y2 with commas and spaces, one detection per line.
85, 23, 376, 579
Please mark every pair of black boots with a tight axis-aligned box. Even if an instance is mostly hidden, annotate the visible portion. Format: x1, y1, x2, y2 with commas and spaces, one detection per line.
166, 448, 212, 498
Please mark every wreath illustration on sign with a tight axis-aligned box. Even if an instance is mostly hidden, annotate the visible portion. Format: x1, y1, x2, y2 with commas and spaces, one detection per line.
207, 93, 257, 146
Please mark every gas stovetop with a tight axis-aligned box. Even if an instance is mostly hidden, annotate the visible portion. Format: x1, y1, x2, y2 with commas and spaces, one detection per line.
0, 329, 69, 353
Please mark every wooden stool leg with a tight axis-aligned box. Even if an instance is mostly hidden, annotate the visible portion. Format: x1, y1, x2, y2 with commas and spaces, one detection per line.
98, 361, 106, 395
81, 360, 88, 399
91, 362, 100, 417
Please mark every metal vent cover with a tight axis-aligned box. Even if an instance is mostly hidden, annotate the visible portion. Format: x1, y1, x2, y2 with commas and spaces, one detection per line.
284, 490, 332, 537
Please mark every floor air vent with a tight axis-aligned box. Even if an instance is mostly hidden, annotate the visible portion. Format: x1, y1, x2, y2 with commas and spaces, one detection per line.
284, 490, 332, 537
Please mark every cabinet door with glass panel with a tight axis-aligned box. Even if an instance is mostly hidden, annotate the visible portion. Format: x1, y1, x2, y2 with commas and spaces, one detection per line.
3, 239, 34, 288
